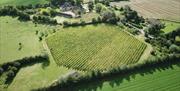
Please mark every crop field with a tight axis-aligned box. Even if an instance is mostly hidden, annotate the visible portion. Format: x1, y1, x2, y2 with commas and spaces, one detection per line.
110, 0, 180, 22
46, 24, 147, 71
0, 0, 49, 6
70, 62, 180, 91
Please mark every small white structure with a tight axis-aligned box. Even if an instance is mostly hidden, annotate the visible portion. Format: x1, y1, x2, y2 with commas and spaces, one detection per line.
59, 11, 76, 18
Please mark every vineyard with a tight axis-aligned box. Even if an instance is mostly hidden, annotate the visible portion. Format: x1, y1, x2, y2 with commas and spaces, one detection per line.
46, 24, 147, 71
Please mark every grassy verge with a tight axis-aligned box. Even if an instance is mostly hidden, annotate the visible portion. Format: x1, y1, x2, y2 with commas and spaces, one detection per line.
0, 0, 49, 6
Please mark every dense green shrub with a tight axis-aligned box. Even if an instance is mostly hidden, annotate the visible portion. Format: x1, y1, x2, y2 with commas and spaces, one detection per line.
32, 15, 57, 25
101, 10, 119, 24
123, 5, 144, 24
0, 67, 4, 75
0, 6, 30, 21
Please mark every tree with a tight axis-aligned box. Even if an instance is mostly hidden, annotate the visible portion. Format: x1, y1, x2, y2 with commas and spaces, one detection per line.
18, 43, 22, 50
88, 1, 94, 12
123, 5, 144, 24
169, 44, 180, 53
18, 12, 30, 21
146, 19, 165, 35
50, 0, 75, 6
0, 67, 3, 75
92, 18, 97, 23
76, 0, 83, 5
166, 27, 180, 40
95, 0, 100, 4
102, 0, 110, 6
95, 3, 103, 13
102, 10, 118, 24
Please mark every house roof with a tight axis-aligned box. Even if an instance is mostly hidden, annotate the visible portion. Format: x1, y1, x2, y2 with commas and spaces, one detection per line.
61, 11, 76, 17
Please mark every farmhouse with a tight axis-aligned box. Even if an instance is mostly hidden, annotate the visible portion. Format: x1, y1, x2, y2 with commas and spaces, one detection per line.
58, 11, 76, 18
58, 2, 85, 18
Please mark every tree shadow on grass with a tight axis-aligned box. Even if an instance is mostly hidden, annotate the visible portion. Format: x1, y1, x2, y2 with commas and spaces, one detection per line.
59, 60, 180, 91
4, 58, 50, 85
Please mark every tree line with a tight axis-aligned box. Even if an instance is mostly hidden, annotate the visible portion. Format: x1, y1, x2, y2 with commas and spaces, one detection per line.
33, 53, 180, 91
0, 6, 30, 21
0, 54, 48, 86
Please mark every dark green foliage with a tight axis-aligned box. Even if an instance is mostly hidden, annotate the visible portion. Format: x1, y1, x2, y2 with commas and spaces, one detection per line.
80, 20, 85, 25
32, 15, 57, 25
0, 6, 30, 21
63, 21, 71, 26
0, 67, 4, 75
92, 18, 97, 23
146, 19, 165, 36
42, 11, 49, 16
6, 70, 15, 78
101, 0, 110, 6
95, 3, 103, 13
50, 0, 82, 6
101, 10, 119, 24
39, 37, 43, 41
49, 9, 57, 17
88, 1, 94, 12
18, 12, 30, 21
165, 27, 180, 40
123, 5, 144, 24
0, 6, 18, 16
0, 54, 49, 85
169, 44, 180, 53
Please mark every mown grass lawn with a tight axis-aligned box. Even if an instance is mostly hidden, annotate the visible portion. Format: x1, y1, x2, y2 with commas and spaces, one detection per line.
0, 16, 58, 64
161, 20, 180, 33
0, 16, 73, 91
0, 0, 49, 6
7, 56, 72, 91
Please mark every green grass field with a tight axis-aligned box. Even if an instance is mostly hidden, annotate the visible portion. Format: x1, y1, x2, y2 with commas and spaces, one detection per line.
71, 63, 180, 91
0, 16, 73, 91
47, 24, 147, 71
161, 20, 180, 33
0, 0, 49, 6
0, 16, 58, 64
7, 57, 72, 91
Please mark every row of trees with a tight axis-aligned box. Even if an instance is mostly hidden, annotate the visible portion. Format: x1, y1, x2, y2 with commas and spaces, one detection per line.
50, 0, 83, 6
0, 6, 30, 21
16, 3, 51, 10
34, 53, 180, 91
122, 5, 144, 24
144, 17, 180, 55
0, 54, 48, 84
32, 15, 57, 25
